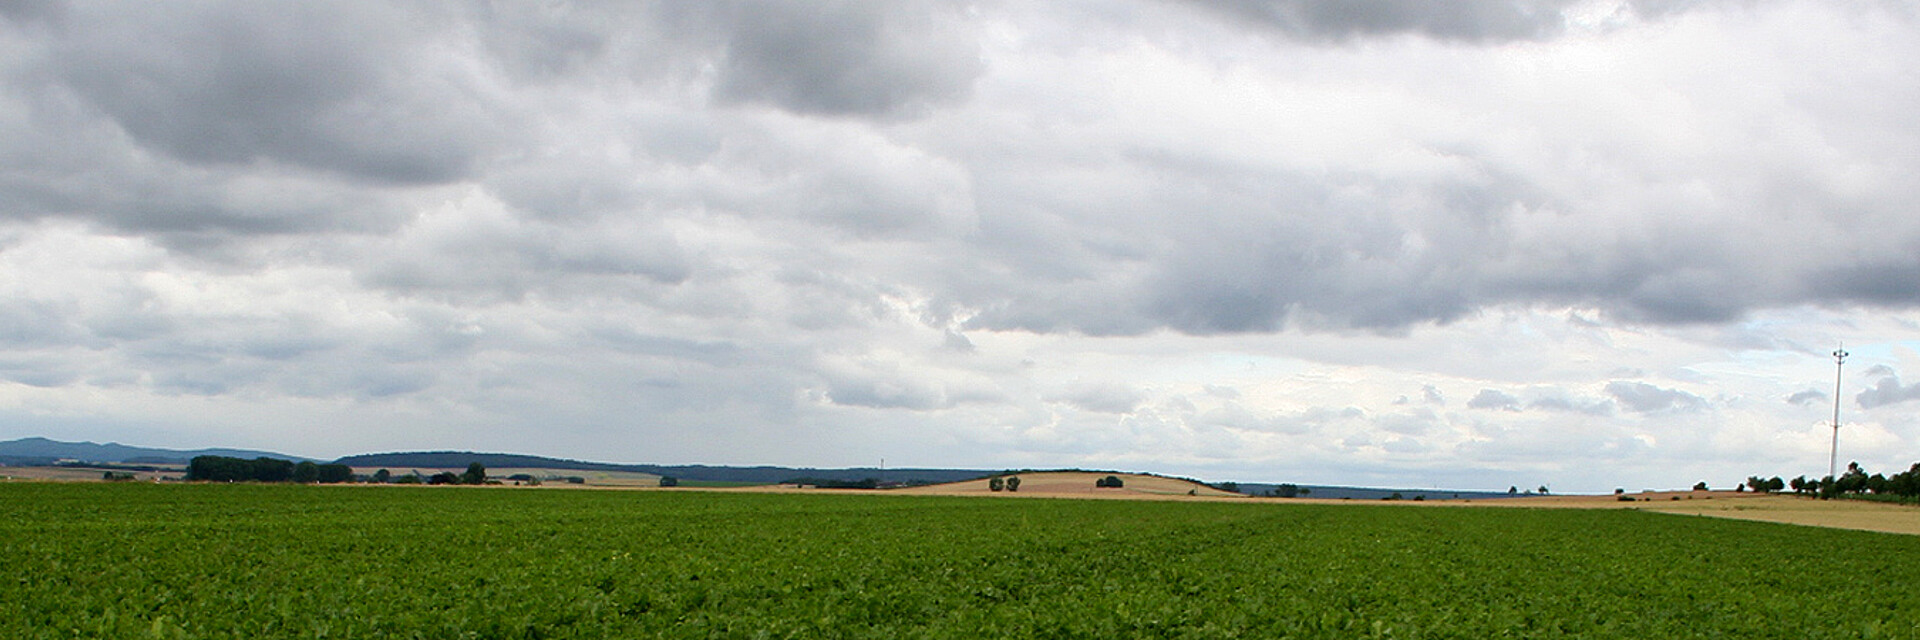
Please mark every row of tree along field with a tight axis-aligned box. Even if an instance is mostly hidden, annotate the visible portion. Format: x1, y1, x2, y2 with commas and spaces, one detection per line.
186, 455, 498, 486
1739, 461, 1920, 502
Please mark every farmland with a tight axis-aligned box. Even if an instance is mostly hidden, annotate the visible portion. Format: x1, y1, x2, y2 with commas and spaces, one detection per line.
4, 483, 1918, 639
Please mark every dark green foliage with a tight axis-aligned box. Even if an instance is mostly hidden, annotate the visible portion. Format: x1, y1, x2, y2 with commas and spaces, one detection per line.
185, 455, 297, 482
427, 472, 460, 485
1775, 463, 1917, 501
292, 461, 320, 484
1095, 475, 1124, 488
1004, 476, 1020, 492
317, 464, 353, 484
988, 477, 1004, 492
1693, 481, 1709, 491
785, 477, 879, 489
372, 468, 392, 484
658, 476, 679, 487
4, 484, 1920, 638
461, 462, 487, 486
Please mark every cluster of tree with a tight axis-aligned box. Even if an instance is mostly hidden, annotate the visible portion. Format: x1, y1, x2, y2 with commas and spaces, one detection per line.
988, 476, 1021, 492
1266, 483, 1309, 498
784, 477, 880, 489
1094, 475, 1125, 489
1749, 462, 1920, 500
188, 456, 350, 483
424, 463, 490, 485
188, 456, 496, 485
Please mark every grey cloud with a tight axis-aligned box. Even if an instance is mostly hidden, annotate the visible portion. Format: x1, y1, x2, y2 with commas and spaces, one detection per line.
941, 329, 974, 352
1857, 374, 1920, 409
1605, 381, 1707, 414
1197, 402, 1338, 435
1528, 396, 1615, 416
1468, 389, 1521, 411
1179, 0, 1582, 43
1046, 383, 1147, 414
43, 3, 502, 184
1786, 389, 1828, 406
1203, 384, 1241, 399
709, 1, 982, 118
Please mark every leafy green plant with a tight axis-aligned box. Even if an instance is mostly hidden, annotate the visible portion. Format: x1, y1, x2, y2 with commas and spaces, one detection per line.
3, 483, 1918, 638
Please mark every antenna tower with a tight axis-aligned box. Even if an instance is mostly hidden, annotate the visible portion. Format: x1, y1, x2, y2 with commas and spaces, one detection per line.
1829, 346, 1848, 480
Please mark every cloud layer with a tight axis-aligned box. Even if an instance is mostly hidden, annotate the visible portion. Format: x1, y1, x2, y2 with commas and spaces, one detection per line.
2, 0, 1918, 491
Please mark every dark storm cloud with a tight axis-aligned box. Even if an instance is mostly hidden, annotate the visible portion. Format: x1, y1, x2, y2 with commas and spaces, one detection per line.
1604, 381, 1707, 414
1179, 0, 1582, 43
1856, 373, 1920, 409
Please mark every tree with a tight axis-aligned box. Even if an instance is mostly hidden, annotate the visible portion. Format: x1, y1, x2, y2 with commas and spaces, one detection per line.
1005, 476, 1021, 492
1693, 481, 1709, 491
659, 476, 679, 487
292, 461, 321, 484
253, 457, 295, 483
989, 477, 1005, 492
1275, 483, 1301, 498
461, 462, 487, 486
1096, 475, 1124, 489
372, 469, 392, 484
317, 464, 353, 484
1509, 486, 1519, 495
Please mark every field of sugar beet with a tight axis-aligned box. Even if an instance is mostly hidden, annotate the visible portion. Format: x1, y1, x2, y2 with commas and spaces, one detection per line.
4, 482, 1917, 639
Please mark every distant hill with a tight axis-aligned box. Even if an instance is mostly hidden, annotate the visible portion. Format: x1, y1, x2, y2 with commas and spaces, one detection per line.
0, 437, 317, 466
334, 451, 996, 485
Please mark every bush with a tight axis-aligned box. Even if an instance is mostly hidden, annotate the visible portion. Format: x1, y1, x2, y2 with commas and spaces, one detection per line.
1095, 475, 1124, 489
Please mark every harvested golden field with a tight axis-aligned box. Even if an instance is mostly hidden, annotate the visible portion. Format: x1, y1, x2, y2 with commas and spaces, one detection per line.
1445, 491, 1920, 536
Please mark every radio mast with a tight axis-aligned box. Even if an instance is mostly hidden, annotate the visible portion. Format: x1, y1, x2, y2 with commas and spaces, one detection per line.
1829, 346, 1848, 480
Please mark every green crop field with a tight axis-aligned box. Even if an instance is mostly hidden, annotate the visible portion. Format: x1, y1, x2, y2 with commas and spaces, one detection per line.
4, 483, 1917, 639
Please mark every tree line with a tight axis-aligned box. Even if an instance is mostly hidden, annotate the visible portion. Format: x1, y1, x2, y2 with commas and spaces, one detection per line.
186, 456, 493, 485
1743, 461, 1920, 501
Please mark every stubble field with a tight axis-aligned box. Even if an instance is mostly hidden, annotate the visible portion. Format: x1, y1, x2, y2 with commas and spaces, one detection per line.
4, 482, 1918, 639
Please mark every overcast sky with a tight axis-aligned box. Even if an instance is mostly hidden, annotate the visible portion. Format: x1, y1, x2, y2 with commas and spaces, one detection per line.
3, 0, 1918, 492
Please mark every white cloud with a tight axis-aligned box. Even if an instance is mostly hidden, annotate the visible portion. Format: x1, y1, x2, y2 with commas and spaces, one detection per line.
1, 1, 1918, 491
